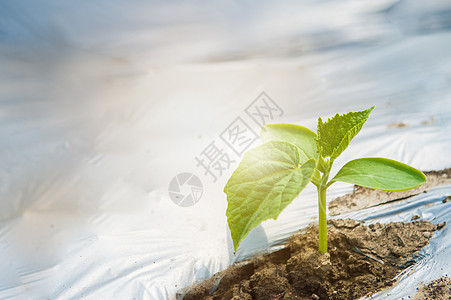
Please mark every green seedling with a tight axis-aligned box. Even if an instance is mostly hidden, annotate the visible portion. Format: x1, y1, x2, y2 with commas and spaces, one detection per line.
224, 106, 426, 253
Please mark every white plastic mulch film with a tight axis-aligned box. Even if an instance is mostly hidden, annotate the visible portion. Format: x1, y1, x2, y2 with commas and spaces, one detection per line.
1, 0, 451, 299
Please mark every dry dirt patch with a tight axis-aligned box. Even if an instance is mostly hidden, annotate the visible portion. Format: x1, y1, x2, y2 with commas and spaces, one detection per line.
180, 219, 445, 300
414, 276, 451, 300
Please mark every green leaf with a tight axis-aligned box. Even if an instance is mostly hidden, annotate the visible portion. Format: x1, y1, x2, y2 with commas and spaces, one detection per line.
316, 106, 374, 159
224, 141, 316, 251
330, 157, 426, 191
260, 123, 319, 163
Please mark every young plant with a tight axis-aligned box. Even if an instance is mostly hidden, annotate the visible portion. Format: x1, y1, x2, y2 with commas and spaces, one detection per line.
224, 106, 426, 253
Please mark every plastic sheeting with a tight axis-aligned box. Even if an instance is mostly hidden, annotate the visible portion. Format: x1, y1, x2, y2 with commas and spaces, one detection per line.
0, 0, 451, 299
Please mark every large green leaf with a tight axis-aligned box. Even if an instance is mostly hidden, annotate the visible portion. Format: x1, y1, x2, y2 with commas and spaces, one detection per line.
260, 123, 319, 163
316, 106, 374, 159
224, 141, 316, 251
330, 157, 426, 191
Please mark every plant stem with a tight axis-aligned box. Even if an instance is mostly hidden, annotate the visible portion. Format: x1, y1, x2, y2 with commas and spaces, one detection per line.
317, 186, 327, 253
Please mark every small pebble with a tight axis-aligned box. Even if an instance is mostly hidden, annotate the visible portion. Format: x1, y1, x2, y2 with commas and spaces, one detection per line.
423, 232, 432, 238
437, 222, 447, 230
311, 293, 320, 300
443, 196, 450, 203
411, 215, 420, 221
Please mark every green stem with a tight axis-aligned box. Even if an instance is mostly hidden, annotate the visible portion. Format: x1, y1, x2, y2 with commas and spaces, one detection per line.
317, 186, 327, 253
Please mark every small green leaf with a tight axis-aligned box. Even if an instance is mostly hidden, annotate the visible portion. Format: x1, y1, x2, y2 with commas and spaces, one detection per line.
260, 123, 319, 163
316, 106, 374, 159
225, 141, 315, 251
330, 157, 426, 191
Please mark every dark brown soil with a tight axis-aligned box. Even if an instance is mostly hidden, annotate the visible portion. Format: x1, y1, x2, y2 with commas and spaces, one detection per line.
179, 219, 446, 300
414, 276, 451, 300
329, 168, 451, 216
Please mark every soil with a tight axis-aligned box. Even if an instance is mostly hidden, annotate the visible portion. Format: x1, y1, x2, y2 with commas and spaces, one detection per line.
329, 168, 451, 216
179, 219, 446, 300
388, 122, 409, 128
414, 276, 451, 300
